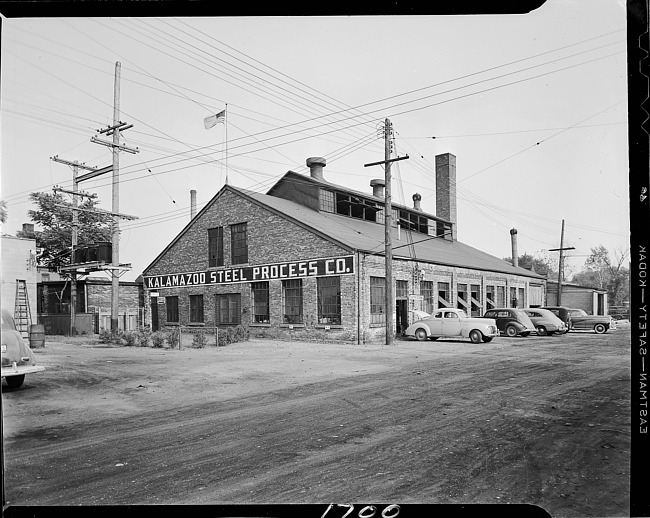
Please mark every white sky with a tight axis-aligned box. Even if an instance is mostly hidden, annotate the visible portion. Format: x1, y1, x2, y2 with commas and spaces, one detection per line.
0, 1, 630, 281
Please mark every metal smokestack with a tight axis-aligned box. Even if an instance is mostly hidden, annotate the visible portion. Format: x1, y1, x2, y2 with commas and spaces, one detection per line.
370, 179, 385, 198
412, 193, 422, 211
306, 157, 326, 181
510, 228, 518, 267
190, 189, 197, 220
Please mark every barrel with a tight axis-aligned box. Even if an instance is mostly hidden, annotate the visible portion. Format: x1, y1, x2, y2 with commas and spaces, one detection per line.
29, 324, 45, 349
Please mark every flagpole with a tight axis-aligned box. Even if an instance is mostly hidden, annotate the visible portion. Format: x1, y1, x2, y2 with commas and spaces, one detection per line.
225, 103, 228, 186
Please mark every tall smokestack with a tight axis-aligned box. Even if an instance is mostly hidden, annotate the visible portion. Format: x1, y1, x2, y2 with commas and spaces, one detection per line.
370, 178, 385, 198
190, 189, 197, 220
435, 153, 457, 241
510, 228, 518, 267
306, 157, 326, 181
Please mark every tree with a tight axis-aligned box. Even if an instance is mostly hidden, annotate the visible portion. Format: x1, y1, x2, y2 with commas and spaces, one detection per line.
504, 252, 559, 279
16, 192, 113, 271
573, 245, 630, 306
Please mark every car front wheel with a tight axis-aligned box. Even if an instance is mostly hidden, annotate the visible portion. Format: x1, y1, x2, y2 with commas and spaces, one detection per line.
469, 330, 482, 344
414, 328, 428, 341
537, 326, 547, 336
505, 326, 518, 337
5, 375, 25, 389
594, 323, 607, 334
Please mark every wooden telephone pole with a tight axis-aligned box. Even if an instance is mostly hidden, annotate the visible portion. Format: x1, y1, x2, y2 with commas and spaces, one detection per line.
365, 119, 409, 345
90, 62, 138, 332
549, 219, 575, 306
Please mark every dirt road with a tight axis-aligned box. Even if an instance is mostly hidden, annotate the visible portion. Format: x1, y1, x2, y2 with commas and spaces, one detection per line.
2, 327, 630, 516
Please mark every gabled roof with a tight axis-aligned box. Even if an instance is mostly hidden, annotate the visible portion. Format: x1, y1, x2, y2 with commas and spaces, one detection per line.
142, 181, 544, 280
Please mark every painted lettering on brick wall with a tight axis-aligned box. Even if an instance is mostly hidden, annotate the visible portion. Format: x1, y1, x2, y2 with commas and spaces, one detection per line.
144, 256, 354, 289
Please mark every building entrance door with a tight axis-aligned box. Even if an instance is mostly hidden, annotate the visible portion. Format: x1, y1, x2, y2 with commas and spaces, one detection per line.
396, 299, 408, 335
151, 300, 159, 332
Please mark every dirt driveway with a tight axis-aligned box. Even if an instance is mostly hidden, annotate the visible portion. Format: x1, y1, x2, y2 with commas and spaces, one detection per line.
2, 327, 630, 516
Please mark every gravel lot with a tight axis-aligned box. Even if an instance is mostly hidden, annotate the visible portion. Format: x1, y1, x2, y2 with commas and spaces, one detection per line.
2, 325, 630, 516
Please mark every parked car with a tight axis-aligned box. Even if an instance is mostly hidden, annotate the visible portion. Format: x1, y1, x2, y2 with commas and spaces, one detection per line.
523, 308, 568, 336
1, 310, 45, 389
404, 307, 499, 344
482, 308, 537, 337
540, 306, 572, 329
566, 308, 616, 334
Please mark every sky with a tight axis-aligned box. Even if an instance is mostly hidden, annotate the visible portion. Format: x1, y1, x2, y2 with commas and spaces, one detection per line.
0, 1, 630, 282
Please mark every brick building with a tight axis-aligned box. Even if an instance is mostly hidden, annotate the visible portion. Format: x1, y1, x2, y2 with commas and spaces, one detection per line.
38, 277, 144, 334
545, 280, 609, 315
142, 154, 546, 344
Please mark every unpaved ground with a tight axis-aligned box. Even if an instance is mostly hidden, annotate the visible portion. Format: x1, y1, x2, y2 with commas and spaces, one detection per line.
2, 327, 631, 516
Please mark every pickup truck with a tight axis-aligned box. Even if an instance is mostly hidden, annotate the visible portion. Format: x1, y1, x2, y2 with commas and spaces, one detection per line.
404, 307, 499, 344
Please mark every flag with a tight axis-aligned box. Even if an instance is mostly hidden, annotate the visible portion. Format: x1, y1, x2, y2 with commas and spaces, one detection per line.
204, 109, 226, 130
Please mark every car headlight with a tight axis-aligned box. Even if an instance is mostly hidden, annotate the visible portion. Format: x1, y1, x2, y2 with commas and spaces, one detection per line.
1, 344, 6, 353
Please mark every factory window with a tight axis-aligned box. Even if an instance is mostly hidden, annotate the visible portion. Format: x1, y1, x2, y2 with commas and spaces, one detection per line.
370, 276, 386, 324
166, 296, 179, 323
470, 284, 481, 316
510, 287, 518, 308
497, 286, 506, 307
457, 284, 469, 311
518, 287, 525, 308
421, 281, 434, 314
317, 276, 341, 325
438, 282, 451, 308
231, 222, 248, 264
283, 279, 303, 324
189, 294, 204, 323
396, 280, 408, 298
216, 293, 241, 325
398, 210, 429, 234
208, 227, 224, 267
486, 285, 496, 310
251, 282, 270, 323
320, 189, 335, 213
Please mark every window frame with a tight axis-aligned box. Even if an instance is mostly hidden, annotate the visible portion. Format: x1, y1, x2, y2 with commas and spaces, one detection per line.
208, 227, 224, 267
370, 276, 386, 324
251, 281, 270, 323
189, 294, 204, 323
166, 295, 179, 323
215, 293, 241, 325
317, 276, 341, 325
282, 278, 303, 324
230, 222, 248, 265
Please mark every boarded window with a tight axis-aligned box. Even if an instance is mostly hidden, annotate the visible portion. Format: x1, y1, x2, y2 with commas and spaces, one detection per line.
208, 227, 224, 267
317, 276, 341, 325
457, 283, 468, 310
231, 222, 248, 264
486, 285, 496, 310
470, 284, 481, 316
283, 279, 303, 324
189, 294, 204, 323
370, 276, 386, 324
251, 282, 270, 323
166, 296, 179, 323
216, 293, 241, 325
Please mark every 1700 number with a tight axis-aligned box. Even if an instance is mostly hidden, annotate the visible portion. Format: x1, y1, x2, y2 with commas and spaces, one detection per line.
321, 504, 400, 518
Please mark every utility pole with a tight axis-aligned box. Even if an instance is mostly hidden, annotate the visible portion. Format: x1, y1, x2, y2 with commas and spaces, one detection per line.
364, 118, 409, 345
549, 219, 575, 306
90, 62, 138, 332
51, 158, 100, 336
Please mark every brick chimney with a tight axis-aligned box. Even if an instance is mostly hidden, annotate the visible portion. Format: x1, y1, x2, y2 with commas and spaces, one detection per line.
370, 179, 385, 198
306, 157, 326, 181
435, 153, 457, 241
510, 228, 518, 267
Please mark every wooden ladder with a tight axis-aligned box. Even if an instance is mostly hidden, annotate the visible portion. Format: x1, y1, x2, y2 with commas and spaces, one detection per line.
14, 280, 32, 340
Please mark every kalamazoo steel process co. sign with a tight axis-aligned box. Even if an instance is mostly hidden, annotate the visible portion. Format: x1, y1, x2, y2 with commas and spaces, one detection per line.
144, 256, 355, 290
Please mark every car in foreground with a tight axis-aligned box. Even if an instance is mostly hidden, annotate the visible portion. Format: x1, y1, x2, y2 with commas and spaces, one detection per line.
404, 307, 499, 344
1, 310, 45, 389
523, 308, 568, 336
482, 308, 537, 337
565, 308, 616, 334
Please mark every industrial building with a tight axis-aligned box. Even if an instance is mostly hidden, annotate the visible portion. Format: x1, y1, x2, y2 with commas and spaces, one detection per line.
142, 153, 546, 344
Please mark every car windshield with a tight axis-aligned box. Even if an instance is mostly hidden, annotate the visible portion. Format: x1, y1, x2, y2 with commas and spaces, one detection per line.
570, 309, 588, 316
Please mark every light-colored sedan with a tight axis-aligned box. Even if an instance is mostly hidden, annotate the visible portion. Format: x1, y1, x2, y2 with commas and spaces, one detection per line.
523, 308, 568, 336
1, 310, 45, 388
404, 307, 499, 344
